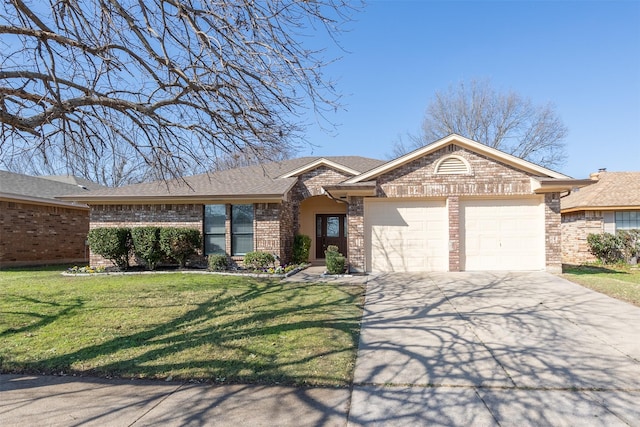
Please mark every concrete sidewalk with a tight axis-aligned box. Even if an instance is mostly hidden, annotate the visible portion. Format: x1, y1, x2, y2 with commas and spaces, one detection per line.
0, 375, 349, 426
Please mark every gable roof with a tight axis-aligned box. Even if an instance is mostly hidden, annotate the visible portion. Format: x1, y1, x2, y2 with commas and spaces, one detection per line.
59, 156, 385, 203
344, 134, 571, 183
561, 171, 640, 212
0, 170, 102, 208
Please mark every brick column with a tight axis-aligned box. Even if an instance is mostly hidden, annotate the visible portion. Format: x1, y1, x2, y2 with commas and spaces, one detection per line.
347, 196, 365, 272
447, 196, 460, 271
545, 193, 562, 273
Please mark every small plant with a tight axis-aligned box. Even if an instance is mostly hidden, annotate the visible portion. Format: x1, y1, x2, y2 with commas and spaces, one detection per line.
325, 245, 346, 275
67, 265, 106, 274
131, 227, 162, 270
87, 227, 132, 270
292, 234, 312, 264
243, 251, 276, 270
159, 227, 201, 268
208, 254, 229, 271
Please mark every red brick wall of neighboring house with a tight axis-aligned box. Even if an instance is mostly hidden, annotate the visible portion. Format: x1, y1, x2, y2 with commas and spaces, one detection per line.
0, 200, 89, 267
359, 145, 562, 272
561, 210, 602, 265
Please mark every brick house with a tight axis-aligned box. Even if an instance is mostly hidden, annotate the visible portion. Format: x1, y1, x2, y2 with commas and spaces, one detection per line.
561, 170, 640, 265
0, 171, 103, 268
61, 134, 590, 273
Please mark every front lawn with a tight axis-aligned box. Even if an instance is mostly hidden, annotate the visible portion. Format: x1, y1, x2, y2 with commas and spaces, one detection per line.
562, 265, 640, 307
0, 268, 364, 386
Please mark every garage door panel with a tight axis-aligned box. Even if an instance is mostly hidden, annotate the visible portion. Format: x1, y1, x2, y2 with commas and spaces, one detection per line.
366, 200, 447, 272
461, 198, 544, 271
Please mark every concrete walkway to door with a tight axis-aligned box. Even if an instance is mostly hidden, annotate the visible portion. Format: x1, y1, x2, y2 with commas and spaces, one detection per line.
348, 271, 640, 426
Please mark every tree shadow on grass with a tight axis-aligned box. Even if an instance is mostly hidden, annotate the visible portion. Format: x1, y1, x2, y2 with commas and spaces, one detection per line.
1, 281, 363, 387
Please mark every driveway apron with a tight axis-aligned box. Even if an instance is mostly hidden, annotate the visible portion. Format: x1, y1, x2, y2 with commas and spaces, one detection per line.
348, 272, 640, 426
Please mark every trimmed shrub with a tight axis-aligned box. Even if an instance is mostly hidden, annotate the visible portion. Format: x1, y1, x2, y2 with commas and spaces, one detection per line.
159, 227, 201, 268
208, 254, 229, 271
87, 227, 131, 270
243, 251, 276, 270
292, 234, 312, 264
618, 229, 640, 263
325, 245, 346, 274
131, 227, 162, 270
587, 232, 623, 264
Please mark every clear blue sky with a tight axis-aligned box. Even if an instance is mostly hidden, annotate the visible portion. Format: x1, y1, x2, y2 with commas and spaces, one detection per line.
301, 0, 640, 179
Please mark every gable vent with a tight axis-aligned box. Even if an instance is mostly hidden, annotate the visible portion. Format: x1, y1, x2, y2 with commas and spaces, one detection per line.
435, 156, 470, 175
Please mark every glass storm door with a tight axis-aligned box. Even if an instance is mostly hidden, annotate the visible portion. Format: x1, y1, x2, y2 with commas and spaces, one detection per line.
316, 214, 347, 258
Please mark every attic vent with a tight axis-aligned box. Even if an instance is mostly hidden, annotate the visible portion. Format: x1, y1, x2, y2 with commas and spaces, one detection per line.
435, 155, 470, 175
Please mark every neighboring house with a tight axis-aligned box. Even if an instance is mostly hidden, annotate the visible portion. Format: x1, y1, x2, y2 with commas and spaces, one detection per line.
561, 170, 640, 265
60, 134, 590, 273
0, 171, 102, 268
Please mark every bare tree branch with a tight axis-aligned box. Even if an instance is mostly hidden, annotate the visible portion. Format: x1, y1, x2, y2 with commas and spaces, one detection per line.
399, 79, 568, 169
0, 0, 359, 183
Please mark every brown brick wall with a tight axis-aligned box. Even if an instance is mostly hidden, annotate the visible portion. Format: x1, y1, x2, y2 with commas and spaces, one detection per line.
89, 204, 202, 267
255, 203, 285, 261
377, 146, 534, 197
347, 196, 365, 271
447, 196, 460, 271
561, 211, 602, 265
544, 193, 562, 273
0, 200, 89, 267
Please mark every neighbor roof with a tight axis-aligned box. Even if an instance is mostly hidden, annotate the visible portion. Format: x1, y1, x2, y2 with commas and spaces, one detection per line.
561, 171, 640, 212
58, 156, 386, 203
0, 170, 102, 208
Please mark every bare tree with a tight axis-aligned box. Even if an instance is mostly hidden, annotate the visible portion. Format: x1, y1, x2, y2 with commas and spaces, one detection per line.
394, 79, 568, 169
0, 0, 358, 183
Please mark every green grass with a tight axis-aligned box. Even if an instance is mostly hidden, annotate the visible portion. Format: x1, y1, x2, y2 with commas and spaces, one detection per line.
0, 267, 364, 386
562, 264, 640, 307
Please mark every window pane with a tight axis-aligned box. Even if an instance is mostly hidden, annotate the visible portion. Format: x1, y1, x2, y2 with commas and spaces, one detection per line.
326, 216, 340, 237
204, 235, 225, 255
615, 210, 640, 230
232, 205, 253, 233
316, 216, 322, 237
233, 234, 253, 255
204, 205, 226, 234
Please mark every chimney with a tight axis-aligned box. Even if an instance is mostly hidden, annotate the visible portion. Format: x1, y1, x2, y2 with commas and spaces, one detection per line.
590, 168, 606, 181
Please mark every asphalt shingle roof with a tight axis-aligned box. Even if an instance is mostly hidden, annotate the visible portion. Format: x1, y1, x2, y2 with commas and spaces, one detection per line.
69, 156, 385, 199
0, 170, 102, 200
561, 171, 640, 210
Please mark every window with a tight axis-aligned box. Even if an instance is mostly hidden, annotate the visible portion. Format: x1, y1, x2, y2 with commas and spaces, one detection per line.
204, 205, 226, 254
232, 204, 254, 255
615, 211, 640, 230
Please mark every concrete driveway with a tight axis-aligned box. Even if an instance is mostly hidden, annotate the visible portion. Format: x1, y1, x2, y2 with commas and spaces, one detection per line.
349, 271, 640, 426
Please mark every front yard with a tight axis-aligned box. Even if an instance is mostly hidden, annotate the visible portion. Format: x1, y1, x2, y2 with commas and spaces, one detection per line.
0, 267, 364, 386
562, 265, 640, 307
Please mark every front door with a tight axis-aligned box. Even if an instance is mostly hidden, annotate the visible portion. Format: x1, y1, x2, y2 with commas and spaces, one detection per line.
316, 214, 347, 258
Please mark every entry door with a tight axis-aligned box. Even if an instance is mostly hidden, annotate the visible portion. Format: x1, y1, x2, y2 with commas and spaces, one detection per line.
316, 214, 347, 258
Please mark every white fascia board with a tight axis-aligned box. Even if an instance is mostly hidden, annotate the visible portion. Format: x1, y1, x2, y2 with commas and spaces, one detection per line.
278, 158, 360, 178
345, 134, 570, 183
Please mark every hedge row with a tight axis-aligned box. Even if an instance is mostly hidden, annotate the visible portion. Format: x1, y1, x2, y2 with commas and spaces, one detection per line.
87, 227, 201, 270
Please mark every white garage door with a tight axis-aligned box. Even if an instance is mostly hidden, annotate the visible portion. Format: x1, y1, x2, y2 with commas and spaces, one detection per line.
461, 198, 545, 271
365, 199, 448, 272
